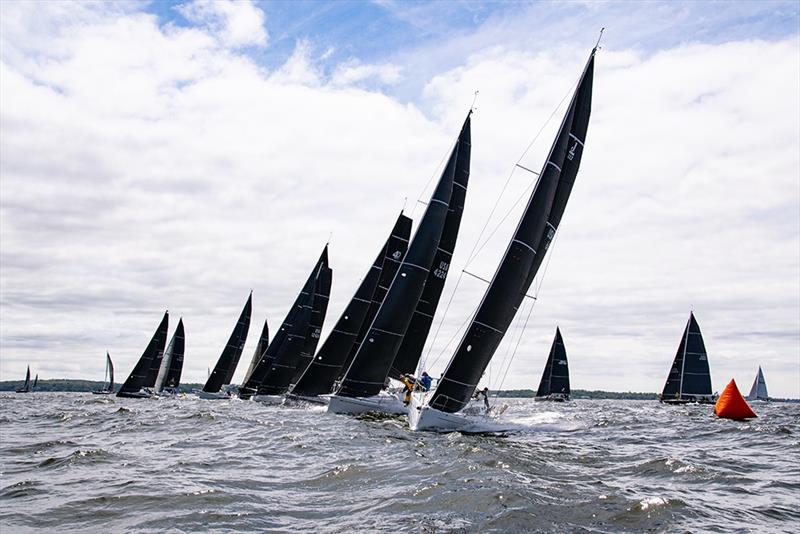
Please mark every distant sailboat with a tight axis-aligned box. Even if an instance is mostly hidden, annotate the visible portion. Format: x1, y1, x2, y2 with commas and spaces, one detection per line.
746, 366, 769, 401
196, 293, 252, 399
117, 311, 169, 399
535, 328, 570, 402
659, 312, 716, 405
154, 319, 185, 395
92, 352, 115, 395
16, 366, 31, 393
409, 44, 596, 432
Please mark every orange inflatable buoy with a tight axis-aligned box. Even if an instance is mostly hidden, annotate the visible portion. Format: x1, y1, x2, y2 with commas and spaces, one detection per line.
715, 379, 757, 420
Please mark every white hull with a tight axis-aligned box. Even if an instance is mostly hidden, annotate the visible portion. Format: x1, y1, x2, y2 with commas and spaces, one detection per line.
285, 394, 330, 406
194, 389, 233, 400
252, 394, 285, 406
327, 392, 406, 415
408, 393, 513, 433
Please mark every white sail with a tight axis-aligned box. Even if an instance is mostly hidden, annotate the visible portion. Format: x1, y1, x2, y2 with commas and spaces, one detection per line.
746, 366, 769, 401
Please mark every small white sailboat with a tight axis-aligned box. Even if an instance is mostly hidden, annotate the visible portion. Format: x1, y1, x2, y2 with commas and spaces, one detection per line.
746, 366, 769, 401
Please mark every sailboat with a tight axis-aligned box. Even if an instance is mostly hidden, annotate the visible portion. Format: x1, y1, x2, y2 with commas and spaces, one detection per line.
251, 255, 333, 403
241, 318, 269, 387
15, 366, 32, 393
409, 44, 596, 432
196, 293, 252, 399
238, 245, 329, 400
117, 311, 169, 398
92, 352, 115, 395
154, 319, 185, 396
289, 213, 412, 402
659, 312, 716, 405
746, 366, 769, 401
32, 374, 38, 391
534, 327, 570, 402
328, 113, 469, 416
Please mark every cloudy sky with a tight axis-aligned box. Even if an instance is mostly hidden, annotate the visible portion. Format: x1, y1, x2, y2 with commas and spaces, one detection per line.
1, 0, 798, 398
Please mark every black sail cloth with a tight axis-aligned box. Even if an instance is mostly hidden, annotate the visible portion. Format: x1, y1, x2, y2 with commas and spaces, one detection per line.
390, 113, 472, 379
661, 312, 712, 398
239, 246, 328, 398
336, 130, 458, 398
202, 293, 252, 393
429, 51, 595, 413
155, 318, 185, 392
536, 327, 570, 397
292, 213, 412, 397
242, 318, 269, 386
117, 311, 169, 397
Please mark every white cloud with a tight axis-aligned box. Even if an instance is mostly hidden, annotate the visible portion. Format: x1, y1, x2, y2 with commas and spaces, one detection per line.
0, 3, 797, 399
176, 0, 267, 48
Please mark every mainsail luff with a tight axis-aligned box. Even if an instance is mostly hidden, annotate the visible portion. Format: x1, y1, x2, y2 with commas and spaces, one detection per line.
391, 113, 472, 380
106, 352, 114, 391
339, 217, 413, 381
117, 311, 169, 397
202, 293, 252, 393
291, 265, 333, 384
155, 318, 185, 392
242, 318, 269, 386
428, 50, 595, 414
292, 214, 411, 397
536, 327, 570, 397
337, 134, 457, 398
240, 246, 328, 396
747, 366, 769, 400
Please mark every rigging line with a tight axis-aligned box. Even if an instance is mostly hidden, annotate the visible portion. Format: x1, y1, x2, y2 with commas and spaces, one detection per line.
495, 291, 537, 398
421, 298, 479, 374
462, 79, 577, 270
491, 294, 530, 393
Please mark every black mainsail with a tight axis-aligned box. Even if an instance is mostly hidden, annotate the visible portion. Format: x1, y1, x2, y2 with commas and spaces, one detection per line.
16, 366, 31, 393
660, 312, 714, 404
337, 215, 412, 381
93, 352, 115, 394
427, 49, 594, 414
292, 213, 412, 397
202, 293, 252, 393
242, 318, 269, 386
155, 318, 185, 393
240, 246, 329, 398
336, 130, 457, 399
535, 327, 570, 400
291, 265, 333, 384
117, 311, 169, 398
391, 114, 472, 379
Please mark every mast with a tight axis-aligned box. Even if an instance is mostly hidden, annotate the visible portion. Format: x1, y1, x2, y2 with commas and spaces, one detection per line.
292, 213, 412, 397
117, 311, 169, 397
291, 264, 333, 384
240, 245, 328, 397
391, 113, 472, 379
155, 318, 185, 392
242, 318, 269, 386
661, 321, 687, 399
202, 293, 252, 393
428, 48, 595, 413
678, 314, 690, 397
679, 313, 712, 397
337, 125, 458, 399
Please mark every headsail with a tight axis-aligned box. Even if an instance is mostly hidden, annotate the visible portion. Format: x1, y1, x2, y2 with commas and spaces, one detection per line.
661, 312, 713, 402
32, 374, 38, 390
337, 125, 458, 399
427, 49, 594, 414
291, 265, 333, 384
292, 213, 412, 397
107, 352, 114, 391
155, 318, 185, 392
391, 113, 472, 379
202, 293, 252, 393
535, 327, 570, 398
747, 366, 769, 401
117, 311, 169, 397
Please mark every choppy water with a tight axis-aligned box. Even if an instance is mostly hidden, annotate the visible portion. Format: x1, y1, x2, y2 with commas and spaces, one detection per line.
0, 394, 797, 533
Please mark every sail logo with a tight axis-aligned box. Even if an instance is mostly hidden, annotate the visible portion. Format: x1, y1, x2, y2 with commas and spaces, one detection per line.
433, 260, 450, 279
543, 226, 556, 251
392, 250, 402, 260
567, 141, 578, 161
